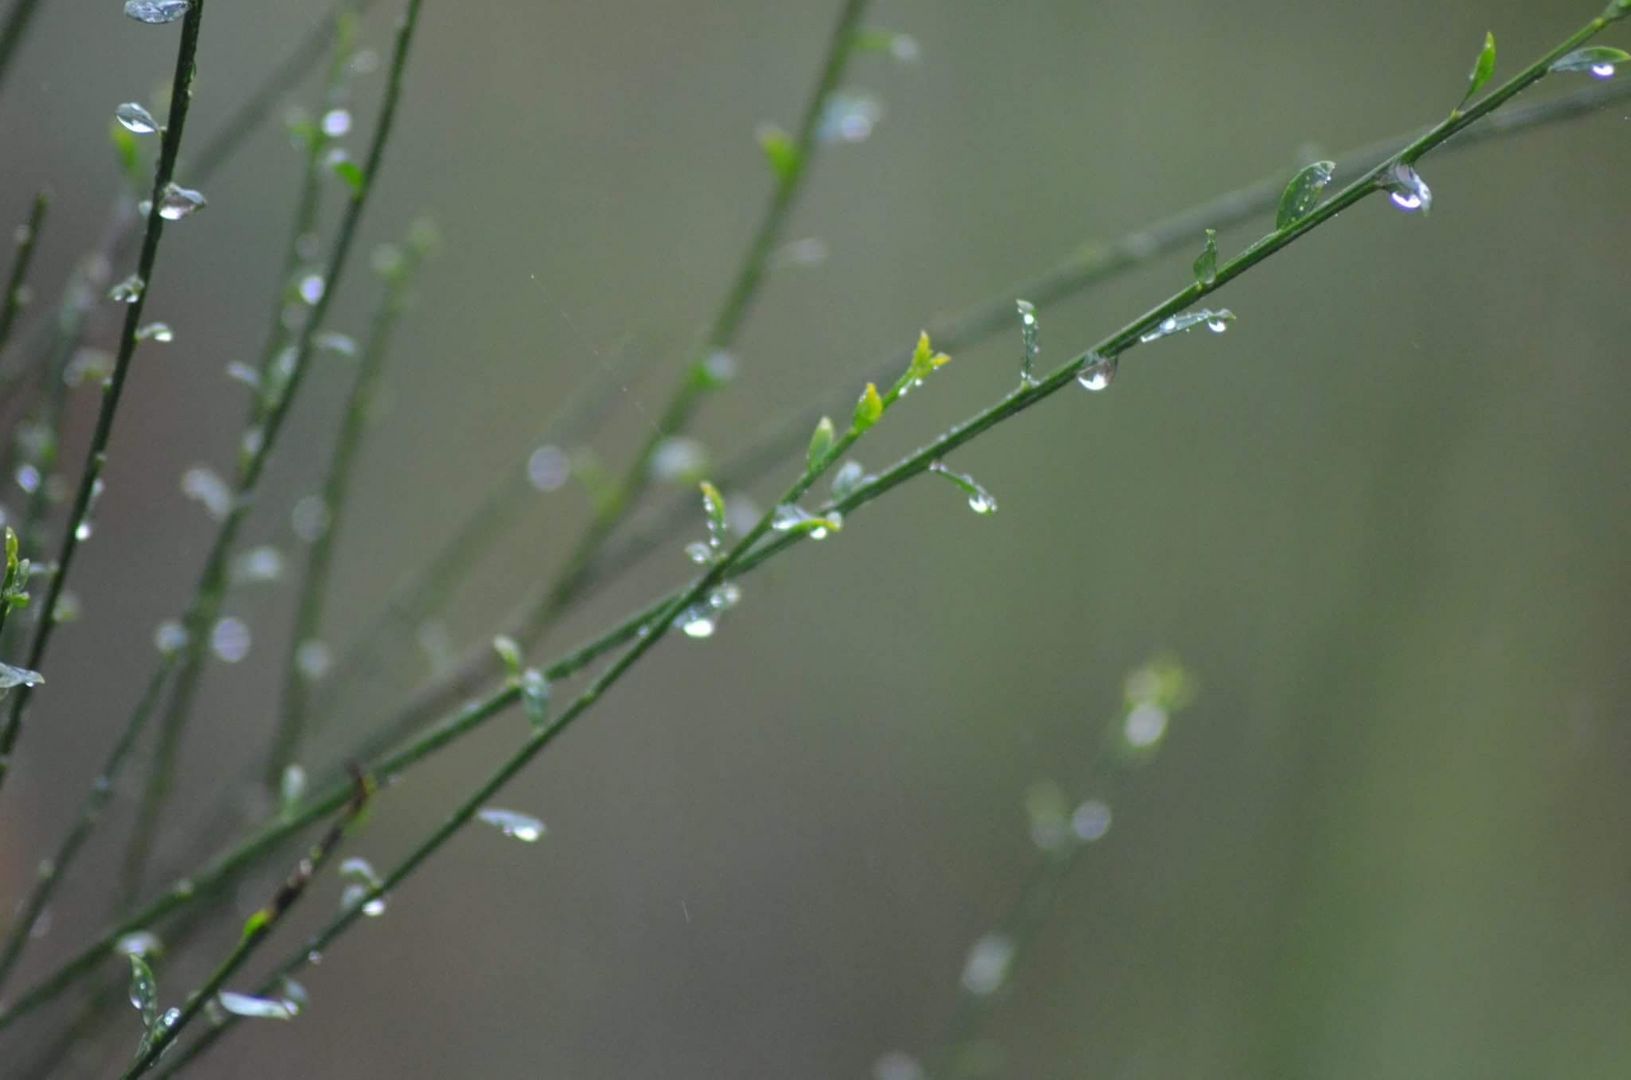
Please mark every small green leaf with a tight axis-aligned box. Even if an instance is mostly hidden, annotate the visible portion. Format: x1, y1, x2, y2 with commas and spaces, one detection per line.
807, 416, 836, 473
1276, 161, 1335, 230
128, 953, 160, 1031
903, 330, 952, 387
1549, 46, 1630, 75
852, 382, 884, 432
109, 122, 142, 188
1192, 228, 1218, 286
491, 635, 522, 677
1460, 31, 1497, 109
755, 124, 800, 183
241, 909, 271, 939
331, 156, 366, 193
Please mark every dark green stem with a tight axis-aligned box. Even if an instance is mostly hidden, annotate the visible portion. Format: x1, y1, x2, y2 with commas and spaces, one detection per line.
0, 0, 43, 103
0, 7, 1615, 1030
263, 234, 424, 787
120, 0, 427, 900
0, 0, 209, 798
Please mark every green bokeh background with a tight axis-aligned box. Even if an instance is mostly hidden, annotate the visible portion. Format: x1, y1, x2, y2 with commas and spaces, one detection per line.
1, 0, 1629, 1076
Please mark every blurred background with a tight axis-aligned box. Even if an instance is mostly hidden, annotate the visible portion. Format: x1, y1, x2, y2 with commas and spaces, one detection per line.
1, 0, 1629, 1076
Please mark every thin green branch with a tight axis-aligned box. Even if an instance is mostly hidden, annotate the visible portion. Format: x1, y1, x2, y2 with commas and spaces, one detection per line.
0, 663, 171, 991
507, 0, 872, 646
0, 0, 210, 798
2, 7, 1619, 1030
324, 70, 1631, 775
263, 227, 429, 787
0, 0, 44, 103
572, 74, 1631, 604
120, 772, 372, 1076
0, 192, 46, 359
120, 0, 428, 899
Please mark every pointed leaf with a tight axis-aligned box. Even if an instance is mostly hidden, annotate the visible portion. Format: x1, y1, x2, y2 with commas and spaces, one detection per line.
1276, 161, 1335, 230
755, 124, 800, 182
1461, 31, 1497, 108
1192, 228, 1218, 285
852, 382, 884, 432
807, 416, 836, 473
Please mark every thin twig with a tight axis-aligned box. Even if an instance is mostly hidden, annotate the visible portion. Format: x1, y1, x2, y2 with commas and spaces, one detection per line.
0, 0, 211, 798
0, 192, 46, 361
0, 0, 44, 103
2, 7, 1621, 1029
119, 0, 430, 899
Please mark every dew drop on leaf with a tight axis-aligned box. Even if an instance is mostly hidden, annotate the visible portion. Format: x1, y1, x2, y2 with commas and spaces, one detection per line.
477, 807, 546, 843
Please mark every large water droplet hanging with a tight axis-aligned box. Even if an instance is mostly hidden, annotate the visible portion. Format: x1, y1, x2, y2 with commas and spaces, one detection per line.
526, 445, 569, 492
1384, 162, 1432, 214
1077, 351, 1118, 392
338, 857, 387, 917
153, 619, 188, 655
674, 605, 716, 639
156, 182, 206, 221
136, 322, 173, 343
927, 461, 998, 515
123, 0, 190, 25
320, 108, 352, 137
1123, 701, 1169, 748
115, 102, 160, 134
477, 807, 546, 843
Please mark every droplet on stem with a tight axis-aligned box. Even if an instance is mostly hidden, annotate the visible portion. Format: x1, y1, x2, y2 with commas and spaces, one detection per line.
115, 102, 160, 134
1076, 352, 1117, 392
123, 0, 190, 25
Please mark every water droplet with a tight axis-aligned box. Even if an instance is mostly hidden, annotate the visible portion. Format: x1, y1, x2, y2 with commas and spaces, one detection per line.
14, 465, 40, 494
306, 950, 324, 965
1071, 799, 1112, 842
115, 102, 159, 134
314, 331, 356, 357
1076, 352, 1117, 392
771, 503, 842, 539
136, 322, 173, 343
684, 541, 713, 565
675, 606, 716, 639
224, 361, 261, 390
707, 582, 741, 612
230, 545, 283, 584
217, 991, 294, 1021
0, 662, 44, 690
320, 108, 352, 137
114, 930, 163, 958
927, 461, 998, 515
156, 182, 206, 221
154, 621, 189, 660
1016, 299, 1041, 387
280, 764, 307, 809
477, 807, 546, 843
873, 1052, 926, 1080
829, 460, 868, 501
818, 92, 883, 144
649, 437, 708, 484
290, 495, 329, 542
339, 873, 387, 918
960, 933, 1015, 996
296, 640, 332, 682
1123, 701, 1169, 748
526, 444, 570, 492
1385, 163, 1432, 214
209, 617, 252, 663
108, 274, 145, 304
180, 465, 233, 520
771, 236, 829, 269
74, 521, 93, 541
277, 977, 309, 1016
123, 0, 189, 25
297, 273, 325, 305
1139, 309, 1234, 343
702, 349, 738, 386
51, 591, 80, 624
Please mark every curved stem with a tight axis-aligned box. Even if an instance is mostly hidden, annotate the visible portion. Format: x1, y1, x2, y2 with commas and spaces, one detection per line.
2, 6, 1618, 1032
0, 0, 210, 798
119, 0, 429, 899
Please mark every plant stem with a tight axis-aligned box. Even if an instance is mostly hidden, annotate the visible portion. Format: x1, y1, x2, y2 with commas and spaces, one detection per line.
322, 70, 1631, 776
0, 0, 209, 799
120, 773, 372, 1076
508, 0, 872, 645
262, 232, 425, 787
1, 7, 1617, 1029
0, 662, 172, 991
119, 0, 427, 899
571, 75, 1631, 606
0, 192, 46, 359
0, 0, 43, 103
189, 0, 381, 186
